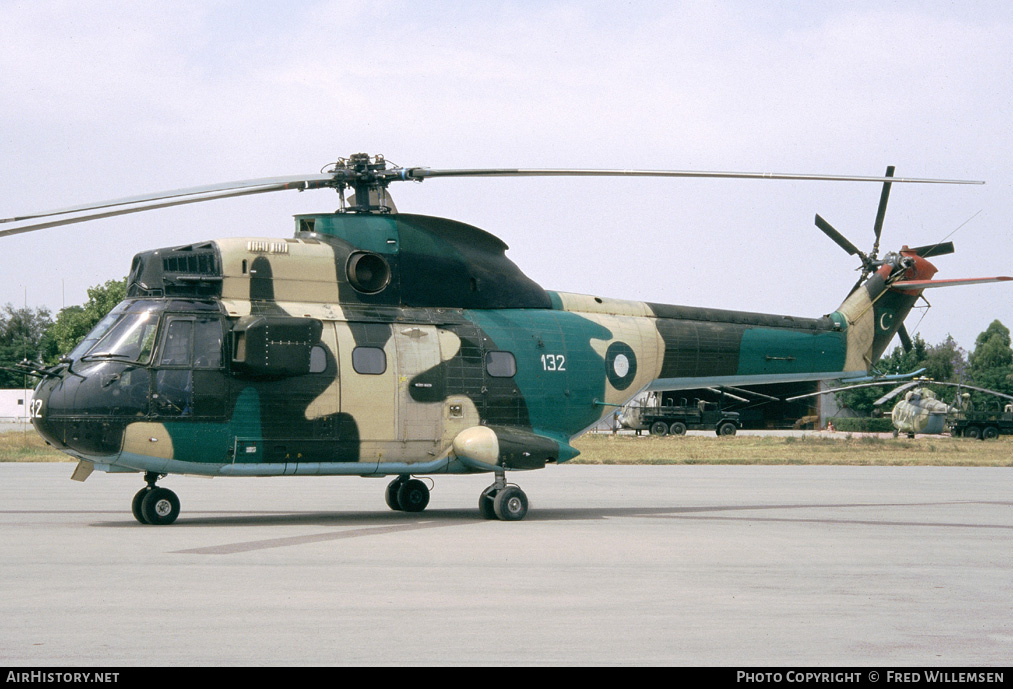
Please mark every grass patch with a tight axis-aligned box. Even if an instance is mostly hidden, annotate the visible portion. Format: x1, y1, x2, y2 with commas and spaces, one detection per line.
4, 429, 1011, 467
0, 429, 73, 462
570, 432, 1013, 466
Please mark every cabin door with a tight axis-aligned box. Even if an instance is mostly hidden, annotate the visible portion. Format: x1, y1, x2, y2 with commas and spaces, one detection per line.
393, 325, 443, 452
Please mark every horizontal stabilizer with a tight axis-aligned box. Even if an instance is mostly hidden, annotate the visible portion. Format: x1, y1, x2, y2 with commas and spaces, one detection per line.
891, 276, 1013, 291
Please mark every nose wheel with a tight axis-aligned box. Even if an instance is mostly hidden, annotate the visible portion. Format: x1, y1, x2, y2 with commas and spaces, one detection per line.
131, 472, 180, 525
479, 472, 529, 521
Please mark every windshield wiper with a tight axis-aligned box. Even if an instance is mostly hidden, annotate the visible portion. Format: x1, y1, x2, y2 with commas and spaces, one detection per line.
81, 352, 135, 361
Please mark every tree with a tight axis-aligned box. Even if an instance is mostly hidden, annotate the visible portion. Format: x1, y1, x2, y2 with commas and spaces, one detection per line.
46, 278, 126, 363
0, 304, 55, 388
922, 335, 968, 384
833, 333, 969, 416
968, 320, 1013, 404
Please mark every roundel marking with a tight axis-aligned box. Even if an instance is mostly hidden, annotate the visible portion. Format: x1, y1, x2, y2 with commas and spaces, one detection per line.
605, 342, 637, 391
613, 354, 630, 378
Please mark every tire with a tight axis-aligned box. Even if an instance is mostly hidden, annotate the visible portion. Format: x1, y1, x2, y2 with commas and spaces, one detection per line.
650, 421, 669, 437
479, 486, 498, 520
397, 479, 430, 513
140, 487, 180, 526
131, 488, 150, 524
963, 426, 981, 440
669, 422, 687, 436
716, 422, 737, 436
983, 426, 1000, 440
384, 479, 403, 511
493, 486, 529, 521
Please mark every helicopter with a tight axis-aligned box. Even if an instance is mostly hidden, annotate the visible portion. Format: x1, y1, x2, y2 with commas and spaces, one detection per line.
787, 378, 1013, 437
2, 154, 1010, 524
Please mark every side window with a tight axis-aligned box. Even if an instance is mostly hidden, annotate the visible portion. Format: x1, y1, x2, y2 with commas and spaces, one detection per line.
352, 346, 386, 375
485, 351, 516, 378
309, 345, 327, 373
159, 320, 193, 367
193, 317, 223, 369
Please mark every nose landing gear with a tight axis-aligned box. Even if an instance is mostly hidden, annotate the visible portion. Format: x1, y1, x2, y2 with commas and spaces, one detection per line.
131, 472, 180, 525
479, 472, 529, 521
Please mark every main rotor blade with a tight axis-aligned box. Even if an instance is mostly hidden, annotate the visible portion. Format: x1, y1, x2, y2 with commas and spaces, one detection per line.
929, 382, 1013, 402
815, 214, 862, 256
785, 381, 897, 402
718, 385, 780, 402
873, 381, 922, 406
406, 167, 984, 185
0, 182, 322, 237
0, 174, 335, 225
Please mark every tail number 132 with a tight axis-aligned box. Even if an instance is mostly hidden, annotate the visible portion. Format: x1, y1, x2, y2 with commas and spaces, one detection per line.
540, 354, 565, 371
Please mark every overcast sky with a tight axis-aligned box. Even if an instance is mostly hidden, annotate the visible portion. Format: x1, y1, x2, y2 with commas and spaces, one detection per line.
2, 0, 1011, 358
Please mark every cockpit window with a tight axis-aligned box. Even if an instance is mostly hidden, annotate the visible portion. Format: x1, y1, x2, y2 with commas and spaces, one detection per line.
67, 305, 128, 361
193, 318, 223, 369
159, 320, 193, 366
157, 316, 224, 368
82, 310, 160, 364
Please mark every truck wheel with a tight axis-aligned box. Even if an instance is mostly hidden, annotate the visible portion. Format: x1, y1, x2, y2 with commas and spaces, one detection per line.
983, 426, 1000, 440
963, 426, 981, 439
650, 421, 668, 437
716, 422, 737, 436
669, 421, 687, 436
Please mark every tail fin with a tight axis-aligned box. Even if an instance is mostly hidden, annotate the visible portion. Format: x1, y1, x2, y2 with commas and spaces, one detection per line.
834, 248, 937, 371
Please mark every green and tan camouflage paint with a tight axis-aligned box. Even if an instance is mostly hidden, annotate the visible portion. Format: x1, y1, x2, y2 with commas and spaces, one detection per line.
32, 212, 930, 478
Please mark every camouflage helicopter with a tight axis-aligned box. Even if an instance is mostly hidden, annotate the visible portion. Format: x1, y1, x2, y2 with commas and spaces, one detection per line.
788, 378, 1013, 437
3, 154, 1010, 524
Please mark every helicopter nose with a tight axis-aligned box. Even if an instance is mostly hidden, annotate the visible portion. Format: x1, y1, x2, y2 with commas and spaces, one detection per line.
30, 376, 65, 450
31, 368, 126, 458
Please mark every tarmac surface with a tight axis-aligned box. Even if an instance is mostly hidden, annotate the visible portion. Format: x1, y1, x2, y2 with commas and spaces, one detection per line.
1, 462, 1010, 666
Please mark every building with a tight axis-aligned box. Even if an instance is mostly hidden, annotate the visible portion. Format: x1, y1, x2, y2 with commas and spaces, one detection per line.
0, 389, 35, 422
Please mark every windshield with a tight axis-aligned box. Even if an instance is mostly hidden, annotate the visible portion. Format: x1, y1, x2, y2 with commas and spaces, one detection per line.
82, 310, 161, 364
66, 305, 127, 361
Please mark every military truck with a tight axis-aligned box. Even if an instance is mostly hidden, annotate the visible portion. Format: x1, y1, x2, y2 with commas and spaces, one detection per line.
639, 401, 740, 437
949, 409, 1013, 439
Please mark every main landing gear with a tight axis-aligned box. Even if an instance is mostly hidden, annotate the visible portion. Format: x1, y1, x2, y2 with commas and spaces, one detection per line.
131, 472, 181, 525
384, 475, 431, 513
383, 472, 530, 521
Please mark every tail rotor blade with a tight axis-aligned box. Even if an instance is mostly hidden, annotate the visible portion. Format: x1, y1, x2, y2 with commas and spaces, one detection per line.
908, 241, 955, 258
870, 166, 895, 259
898, 324, 913, 352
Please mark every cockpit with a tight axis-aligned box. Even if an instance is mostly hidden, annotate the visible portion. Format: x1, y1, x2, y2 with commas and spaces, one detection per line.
32, 299, 227, 457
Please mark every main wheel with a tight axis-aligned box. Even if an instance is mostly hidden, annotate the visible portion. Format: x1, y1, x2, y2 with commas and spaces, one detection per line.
963, 426, 981, 439
983, 426, 1000, 440
716, 421, 737, 436
479, 486, 499, 519
140, 487, 180, 525
131, 488, 150, 524
397, 479, 430, 513
650, 421, 669, 437
385, 478, 404, 511
669, 421, 687, 436
493, 486, 528, 521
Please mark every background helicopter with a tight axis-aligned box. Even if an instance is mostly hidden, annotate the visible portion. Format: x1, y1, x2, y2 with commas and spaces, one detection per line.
2, 154, 1010, 524
788, 378, 1013, 437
